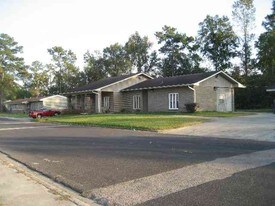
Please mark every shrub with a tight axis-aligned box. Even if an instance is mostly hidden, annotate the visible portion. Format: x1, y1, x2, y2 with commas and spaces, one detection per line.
134, 109, 141, 113
185, 103, 199, 113
120, 108, 127, 113
235, 87, 274, 109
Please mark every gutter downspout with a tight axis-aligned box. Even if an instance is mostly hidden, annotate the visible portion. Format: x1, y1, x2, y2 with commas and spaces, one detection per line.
232, 87, 235, 112
188, 86, 196, 103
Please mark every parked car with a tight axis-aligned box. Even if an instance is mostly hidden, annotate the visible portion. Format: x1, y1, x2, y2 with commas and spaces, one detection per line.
29, 108, 61, 119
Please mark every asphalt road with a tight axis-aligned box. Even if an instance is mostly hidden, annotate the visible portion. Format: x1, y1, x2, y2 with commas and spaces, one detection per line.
0, 117, 275, 206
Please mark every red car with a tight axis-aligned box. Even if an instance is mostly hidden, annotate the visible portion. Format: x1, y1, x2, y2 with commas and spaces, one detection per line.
29, 108, 61, 119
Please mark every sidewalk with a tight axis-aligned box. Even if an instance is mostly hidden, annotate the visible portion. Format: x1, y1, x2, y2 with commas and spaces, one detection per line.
0, 153, 98, 206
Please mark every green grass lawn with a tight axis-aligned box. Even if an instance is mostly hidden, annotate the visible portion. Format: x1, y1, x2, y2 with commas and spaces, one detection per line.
39, 111, 251, 131
0, 111, 255, 131
39, 113, 206, 131
0, 112, 29, 118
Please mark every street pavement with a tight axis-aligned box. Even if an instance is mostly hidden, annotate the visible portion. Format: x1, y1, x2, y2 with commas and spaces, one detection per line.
0, 116, 275, 205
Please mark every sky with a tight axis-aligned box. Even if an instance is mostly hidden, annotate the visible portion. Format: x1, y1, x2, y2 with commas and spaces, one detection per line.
0, 0, 273, 68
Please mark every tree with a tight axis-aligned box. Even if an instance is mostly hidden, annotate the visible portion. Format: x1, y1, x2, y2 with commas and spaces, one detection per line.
47, 46, 80, 93
83, 50, 107, 83
0, 33, 26, 111
14, 87, 31, 99
155, 25, 203, 77
125, 32, 158, 74
25, 61, 49, 96
144, 50, 160, 76
103, 43, 131, 76
256, 0, 275, 83
197, 15, 238, 71
262, 0, 275, 31
232, 0, 256, 76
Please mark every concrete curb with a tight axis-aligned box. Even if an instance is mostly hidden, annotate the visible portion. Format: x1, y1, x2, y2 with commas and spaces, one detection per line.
0, 117, 33, 122
0, 152, 99, 206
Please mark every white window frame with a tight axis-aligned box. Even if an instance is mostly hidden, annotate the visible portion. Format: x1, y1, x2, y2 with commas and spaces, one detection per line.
168, 93, 179, 110
133, 95, 141, 110
103, 96, 110, 108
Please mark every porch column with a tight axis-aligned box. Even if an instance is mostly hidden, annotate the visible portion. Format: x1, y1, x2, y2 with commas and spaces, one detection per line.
95, 91, 102, 113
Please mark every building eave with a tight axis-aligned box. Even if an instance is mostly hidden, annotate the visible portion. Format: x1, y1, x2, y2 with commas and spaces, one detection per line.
63, 73, 153, 95
97, 73, 152, 91
123, 84, 194, 91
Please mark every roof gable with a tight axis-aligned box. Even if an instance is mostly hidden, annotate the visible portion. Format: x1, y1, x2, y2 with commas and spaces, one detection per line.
123, 72, 215, 91
40, 95, 67, 101
195, 71, 245, 88
123, 71, 245, 91
65, 73, 152, 94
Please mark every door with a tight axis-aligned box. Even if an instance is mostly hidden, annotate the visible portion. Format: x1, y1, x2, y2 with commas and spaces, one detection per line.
216, 88, 232, 112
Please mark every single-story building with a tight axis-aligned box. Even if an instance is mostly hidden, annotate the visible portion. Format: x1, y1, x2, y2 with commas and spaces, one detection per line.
5, 95, 68, 113
64, 71, 245, 113
64, 73, 152, 113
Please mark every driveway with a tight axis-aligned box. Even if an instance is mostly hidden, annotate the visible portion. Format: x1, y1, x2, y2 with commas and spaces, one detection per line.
161, 113, 275, 142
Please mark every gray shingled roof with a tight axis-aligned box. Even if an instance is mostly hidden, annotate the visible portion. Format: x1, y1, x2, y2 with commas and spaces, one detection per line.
67, 73, 138, 94
5, 97, 44, 104
123, 72, 217, 91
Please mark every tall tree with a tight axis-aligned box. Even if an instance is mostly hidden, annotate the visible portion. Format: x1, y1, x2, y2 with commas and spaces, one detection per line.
0, 33, 26, 111
103, 43, 131, 76
155, 25, 203, 77
47, 46, 79, 93
125, 32, 158, 74
197, 15, 238, 71
25, 61, 49, 96
232, 0, 256, 76
83, 50, 107, 83
256, 0, 275, 83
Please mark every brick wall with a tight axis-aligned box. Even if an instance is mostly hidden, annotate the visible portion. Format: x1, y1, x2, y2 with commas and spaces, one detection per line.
195, 75, 234, 111
122, 91, 144, 112
147, 87, 194, 112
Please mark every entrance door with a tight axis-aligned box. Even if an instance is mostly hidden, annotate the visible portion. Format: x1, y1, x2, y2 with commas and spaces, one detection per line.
216, 88, 232, 112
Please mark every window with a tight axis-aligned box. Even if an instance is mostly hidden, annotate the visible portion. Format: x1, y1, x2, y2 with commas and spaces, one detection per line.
133, 95, 141, 109
103, 96, 110, 108
169, 93, 179, 110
